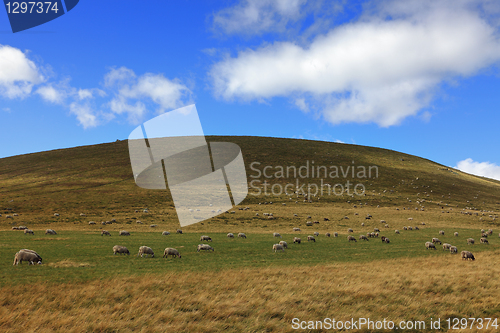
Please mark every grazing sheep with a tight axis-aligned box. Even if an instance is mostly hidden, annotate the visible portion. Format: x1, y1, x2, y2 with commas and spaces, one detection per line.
176, 229, 183, 234
11, 227, 19, 230
238, 233, 247, 239
162, 231, 170, 236
454, 232, 459, 237
439, 230, 445, 235
89, 221, 96, 225
227, 233, 234, 238
45, 229, 57, 235
137, 246, 154, 258
197, 244, 214, 252
374, 228, 380, 232
383, 237, 390, 243
279, 241, 288, 249
425, 242, 436, 250
307, 235, 316, 242
403, 226, 407, 230
359, 235, 369, 241
13, 249, 42, 265
395, 230, 400, 234
450, 246, 458, 254
163, 248, 181, 258
414, 226, 419, 230
293, 227, 301, 232
273, 244, 285, 252
375, 232, 379, 238
481, 233, 488, 238
348, 228, 353, 233
467, 238, 475, 245
54, 213, 59, 217
361, 223, 365, 227
24, 229, 34, 235
101, 230, 111, 236
200, 235, 212, 242
113, 245, 130, 255
480, 238, 489, 244
119, 230, 130, 236
306, 221, 313, 226
347, 235, 357, 242
150, 224, 158, 228
334, 232, 338, 237
488, 229, 493, 235
325, 232, 331, 237
408, 226, 413, 231
313, 232, 319, 237
442, 243, 451, 251
432, 238, 442, 244
293, 237, 301, 244
461, 250, 475, 261
273, 232, 282, 238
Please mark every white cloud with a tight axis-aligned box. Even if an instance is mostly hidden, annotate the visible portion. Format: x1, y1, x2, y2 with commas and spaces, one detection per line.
69, 102, 99, 129
210, 0, 500, 126
0, 45, 44, 99
456, 158, 500, 181
107, 67, 192, 124
295, 98, 309, 112
77, 88, 106, 100
213, 0, 307, 35
36, 85, 66, 104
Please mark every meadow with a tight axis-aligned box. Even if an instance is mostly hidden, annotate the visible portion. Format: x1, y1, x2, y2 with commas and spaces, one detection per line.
0, 136, 499, 332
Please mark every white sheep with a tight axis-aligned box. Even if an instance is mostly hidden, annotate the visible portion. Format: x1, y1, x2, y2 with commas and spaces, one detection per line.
163, 248, 181, 258
13, 249, 42, 265
162, 231, 170, 236
467, 238, 475, 245
176, 229, 183, 234
101, 230, 111, 236
45, 229, 57, 235
425, 242, 436, 250
273, 244, 285, 252
137, 246, 154, 258
334, 232, 338, 237
227, 233, 234, 238
279, 241, 288, 249
439, 230, 445, 235
347, 235, 357, 242
442, 243, 451, 251
307, 235, 316, 242
293, 227, 301, 231
119, 230, 131, 236
273, 232, 282, 238
454, 232, 459, 237
325, 232, 331, 237
313, 232, 319, 237
461, 250, 475, 260
88, 221, 96, 225
200, 235, 212, 242
480, 237, 489, 244
348, 228, 353, 233
432, 238, 442, 244
238, 233, 247, 239
395, 230, 400, 234
293, 237, 301, 244
359, 235, 368, 241
197, 244, 214, 252
450, 246, 458, 254
113, 245, 130, 255
24, 229, 34, 235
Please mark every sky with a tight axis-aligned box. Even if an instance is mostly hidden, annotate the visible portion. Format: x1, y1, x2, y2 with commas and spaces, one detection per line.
1, 0, 500, 181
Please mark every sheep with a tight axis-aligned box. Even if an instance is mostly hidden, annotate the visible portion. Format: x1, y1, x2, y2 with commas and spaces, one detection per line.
279, 241, 288, 249
481, 232, 488, 238
200, 235, 212, 242
488, 229, 493, 235
24, 229, 34, 235
89, 221, 96, 225
450, 246, 458, 254
480, 238, 489, 244
325, 232, 331, 237
176, 229, 183, 234
273, 244, 285, 252
461, 250, 475, 261
306, 221, 313, 226
442, 243, 452, 251
408, 226, 413, 231
467, 238, 475, 245
307, 235, 316, 242
150, 224, 158, 228
403, 226, 407, 230
163, 248, 181, 258
273, 232, 282, 238
227, 233, 234, 238
119, 230, 131, 236
13, 249, 42, 265
313, 232, 319, 237
425, 242, 436, 250
395, 230, 400, 234
359, 235, 369, 241
45, 229, 57, 235
238, 233, 247, 239
11, 227, 19, 230
293, 237, 301, 244
137, 246, 154, 258
162, 231, 170, 236
381, 236, 386, 242
101, 230, 111, 236
347, 235, 357, 242
113, 245, 130, 255
454, 232, 459, 237
374, 228, 380, 232
293, 227, 301, 232
375, 232, 379, 238
334, 232, 338, 237
361, 223, 365, 227
432, 238, 442, 244
197, 244, 214, 252
54, 213, 59, 217
383, 237, 390, 243
414, 226, 419, 230
439, 230, 445, 235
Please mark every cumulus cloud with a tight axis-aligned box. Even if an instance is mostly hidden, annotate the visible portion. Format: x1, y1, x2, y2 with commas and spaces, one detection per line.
69, 102, 99, 129
0, 45, 44, 99
36, 84, 66, 104
210, 0, 500, 126
213, 0, 307, 35
456, 158, 500, 181
106, 67, 192, 124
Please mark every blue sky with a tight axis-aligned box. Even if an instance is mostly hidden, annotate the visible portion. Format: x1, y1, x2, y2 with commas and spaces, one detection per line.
1, 0, 500, 180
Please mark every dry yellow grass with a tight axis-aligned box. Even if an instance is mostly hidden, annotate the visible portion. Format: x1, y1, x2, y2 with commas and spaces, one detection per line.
1, 251, 499, 332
